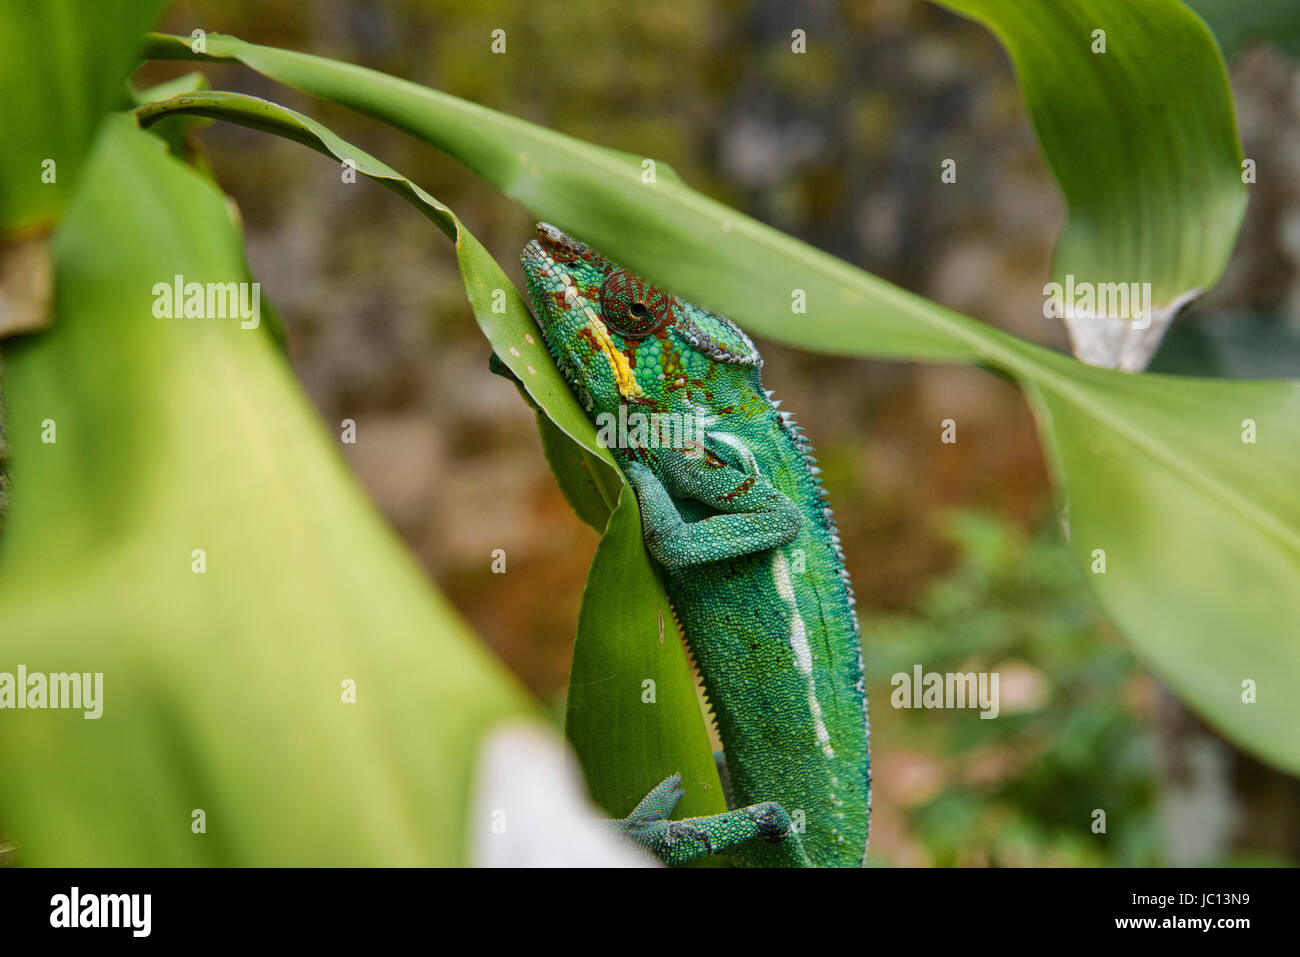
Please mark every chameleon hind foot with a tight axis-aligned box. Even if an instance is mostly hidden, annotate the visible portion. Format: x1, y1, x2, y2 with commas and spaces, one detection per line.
606, 774, 801, 866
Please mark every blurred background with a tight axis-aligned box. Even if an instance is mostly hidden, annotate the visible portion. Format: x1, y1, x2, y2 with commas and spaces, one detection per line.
135, 0, 1300, 866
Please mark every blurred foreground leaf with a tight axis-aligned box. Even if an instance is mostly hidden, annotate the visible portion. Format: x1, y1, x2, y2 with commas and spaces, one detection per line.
0, 0, 169, 233
0, 116, 535, 864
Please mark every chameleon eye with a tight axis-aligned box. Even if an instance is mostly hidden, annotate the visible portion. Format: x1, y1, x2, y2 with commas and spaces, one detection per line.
599, 269, 673, 339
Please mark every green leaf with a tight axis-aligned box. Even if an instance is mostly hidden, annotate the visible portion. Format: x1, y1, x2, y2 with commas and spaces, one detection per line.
128, 71, 216, 166
0, 0, 169, 339
938, 0, 1248, 369
134, 91, 606, 457
0, 0, 170, 233
1016, 346, 1300, 775
569, 486, 726, 820
140, 31, 982, 364
536, 411, 616, 532
0, 116, 535, 864
140, 19, 1300, 775
130, 89, 722, 824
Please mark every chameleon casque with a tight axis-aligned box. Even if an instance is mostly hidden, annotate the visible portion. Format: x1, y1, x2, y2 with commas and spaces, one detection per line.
520, 223, 869, 867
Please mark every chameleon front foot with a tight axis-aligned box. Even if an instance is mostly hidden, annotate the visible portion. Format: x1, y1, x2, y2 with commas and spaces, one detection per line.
606, 774, 805, 867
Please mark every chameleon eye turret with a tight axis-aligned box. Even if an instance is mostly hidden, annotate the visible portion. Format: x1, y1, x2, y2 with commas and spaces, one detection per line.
599, 269, 674, 339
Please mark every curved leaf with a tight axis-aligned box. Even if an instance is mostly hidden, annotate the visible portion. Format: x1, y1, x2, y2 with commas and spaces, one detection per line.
134, 90, 607, 463
140, 32, 983, 364
938, 0, 1248, 369
1016, 346, 1300, 774
132, 90, 724, 822
569, 486, 727, 821
138, 22, 1300, 774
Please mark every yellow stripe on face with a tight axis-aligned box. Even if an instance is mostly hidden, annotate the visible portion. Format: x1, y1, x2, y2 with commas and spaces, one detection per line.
559, 271, 644, 400
584, 307, 643, 399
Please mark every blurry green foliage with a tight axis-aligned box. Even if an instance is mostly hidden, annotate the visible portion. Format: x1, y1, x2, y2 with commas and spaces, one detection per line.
0, 116, 536, 865
866, 511, 1161, 867
1185, 0, 1300, 59
1151, 314, 1300, 380
0, 0, 171, 231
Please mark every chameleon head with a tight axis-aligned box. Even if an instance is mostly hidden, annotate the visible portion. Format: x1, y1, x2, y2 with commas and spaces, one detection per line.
521, 222, 762, 428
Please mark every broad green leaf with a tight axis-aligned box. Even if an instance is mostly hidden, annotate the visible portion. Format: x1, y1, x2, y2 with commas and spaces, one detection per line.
569, 486, 726, 821
0, 116, 535, 865
0, 0, 169, 232
140, 22, 1300, 774
0, 0, 168, 339
1012, 344, 1300, 774
140, 32, 982, 364
134, 91, 604, 458
131, 90, 724, 823
938, 0, 1248, 369
536, 411, 617, 532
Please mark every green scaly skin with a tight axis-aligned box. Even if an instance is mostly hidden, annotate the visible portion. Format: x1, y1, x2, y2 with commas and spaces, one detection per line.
520, 224, 869, 867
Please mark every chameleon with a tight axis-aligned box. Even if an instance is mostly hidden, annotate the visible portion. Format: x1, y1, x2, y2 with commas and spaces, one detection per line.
517, 223, 869, 867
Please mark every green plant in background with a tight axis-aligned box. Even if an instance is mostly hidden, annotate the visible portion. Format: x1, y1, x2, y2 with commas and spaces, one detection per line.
0, 0, 1297, 865
867, 511, 1160, 867
1185, 0, 1300, 58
